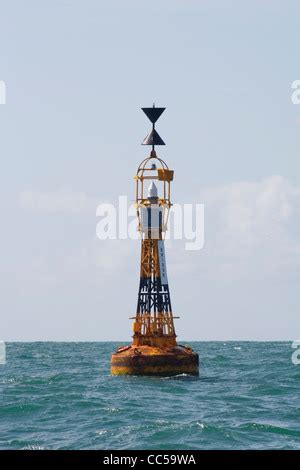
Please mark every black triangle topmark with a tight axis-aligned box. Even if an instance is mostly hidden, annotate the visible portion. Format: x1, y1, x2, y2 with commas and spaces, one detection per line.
141, 105, 166, 150
142, 129, 165, 146
142, 107, 165, 124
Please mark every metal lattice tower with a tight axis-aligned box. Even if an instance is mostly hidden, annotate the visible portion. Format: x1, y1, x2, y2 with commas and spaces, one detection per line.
132, 105, 178, 348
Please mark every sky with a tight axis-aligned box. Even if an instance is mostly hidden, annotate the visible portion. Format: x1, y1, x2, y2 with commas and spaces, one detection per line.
1, 0, 300, 341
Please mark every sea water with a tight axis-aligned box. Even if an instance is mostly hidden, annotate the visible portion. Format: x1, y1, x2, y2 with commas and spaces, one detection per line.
0, 341, 299, 450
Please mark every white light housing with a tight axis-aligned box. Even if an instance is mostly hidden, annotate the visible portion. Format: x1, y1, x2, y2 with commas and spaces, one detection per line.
148, 181, 158, 198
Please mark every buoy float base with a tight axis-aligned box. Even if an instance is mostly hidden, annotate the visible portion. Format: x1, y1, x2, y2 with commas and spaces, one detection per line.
111, 344, 199, 376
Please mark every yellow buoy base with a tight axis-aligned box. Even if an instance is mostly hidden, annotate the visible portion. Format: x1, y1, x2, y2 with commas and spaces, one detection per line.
111, 344, 199, 376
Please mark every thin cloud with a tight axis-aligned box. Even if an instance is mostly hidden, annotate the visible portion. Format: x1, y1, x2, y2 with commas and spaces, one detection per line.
19, 188, 99, 214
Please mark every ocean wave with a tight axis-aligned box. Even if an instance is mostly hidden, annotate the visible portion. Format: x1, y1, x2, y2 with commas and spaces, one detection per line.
238, 422, 300, 438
